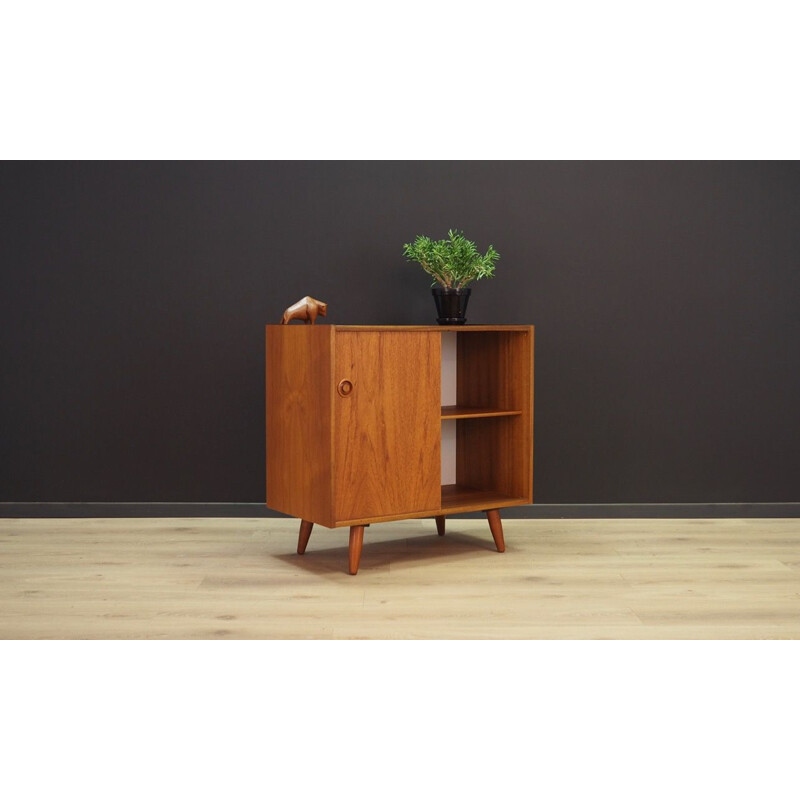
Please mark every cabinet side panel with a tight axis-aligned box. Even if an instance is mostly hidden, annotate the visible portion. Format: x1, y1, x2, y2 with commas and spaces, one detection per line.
456, 329, 533, 500
334, 331, 441, 522
266, 325, 333, 526
530, 327, 535, 503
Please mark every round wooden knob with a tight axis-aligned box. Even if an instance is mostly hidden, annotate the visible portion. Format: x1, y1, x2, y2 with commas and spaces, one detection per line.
337, 379, 354, 397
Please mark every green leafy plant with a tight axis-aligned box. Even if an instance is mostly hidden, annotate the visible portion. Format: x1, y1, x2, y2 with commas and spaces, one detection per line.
402, 229, 499, 289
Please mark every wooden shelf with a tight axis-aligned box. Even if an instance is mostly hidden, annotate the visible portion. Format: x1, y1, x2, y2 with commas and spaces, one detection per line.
441, 405, 521, 420
338, 485, 530, 526
439, 484, 528, 515
330, 325, 533, 333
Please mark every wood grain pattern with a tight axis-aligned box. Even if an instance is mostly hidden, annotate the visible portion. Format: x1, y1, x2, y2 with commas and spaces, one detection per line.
3, 517, 800, 639
266, 325, 334, 526
333, 331, 441, 523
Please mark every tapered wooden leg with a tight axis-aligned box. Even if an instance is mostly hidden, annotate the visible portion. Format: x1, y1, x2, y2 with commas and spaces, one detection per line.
486, 509, 505, 552
348, 525, 365, 575
297, 519, 313, 554
435, 515, 446, 536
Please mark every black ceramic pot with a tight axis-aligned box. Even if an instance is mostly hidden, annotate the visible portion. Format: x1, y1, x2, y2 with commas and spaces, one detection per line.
432, 287, 471, 325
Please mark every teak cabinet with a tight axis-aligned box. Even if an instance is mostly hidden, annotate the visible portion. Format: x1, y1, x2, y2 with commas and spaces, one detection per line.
266, 325, 534, 574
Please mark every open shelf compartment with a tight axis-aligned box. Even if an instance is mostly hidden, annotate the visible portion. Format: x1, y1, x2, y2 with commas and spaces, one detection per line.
440, 329, 533, 508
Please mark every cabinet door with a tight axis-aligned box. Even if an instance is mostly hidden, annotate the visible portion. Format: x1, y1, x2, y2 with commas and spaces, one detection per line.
334, 331, 441, 523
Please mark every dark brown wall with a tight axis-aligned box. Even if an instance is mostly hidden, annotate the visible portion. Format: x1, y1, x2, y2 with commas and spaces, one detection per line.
2, 161, 799, 503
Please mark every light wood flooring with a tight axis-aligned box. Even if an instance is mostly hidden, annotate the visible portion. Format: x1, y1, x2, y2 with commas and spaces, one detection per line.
1, 516, 799, 639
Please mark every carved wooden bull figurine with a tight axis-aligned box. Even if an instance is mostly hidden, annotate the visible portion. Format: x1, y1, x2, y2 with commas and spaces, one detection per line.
281, 296, 328, 325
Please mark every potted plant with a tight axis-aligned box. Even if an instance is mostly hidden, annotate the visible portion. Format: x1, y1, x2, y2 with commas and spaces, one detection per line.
402, 229, 499, 324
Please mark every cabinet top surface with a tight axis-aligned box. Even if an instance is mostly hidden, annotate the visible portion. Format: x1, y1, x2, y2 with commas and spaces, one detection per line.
266, 324, 533, 332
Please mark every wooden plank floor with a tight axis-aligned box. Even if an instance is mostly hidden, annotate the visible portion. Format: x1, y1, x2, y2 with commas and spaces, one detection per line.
1, 517, 799, 639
